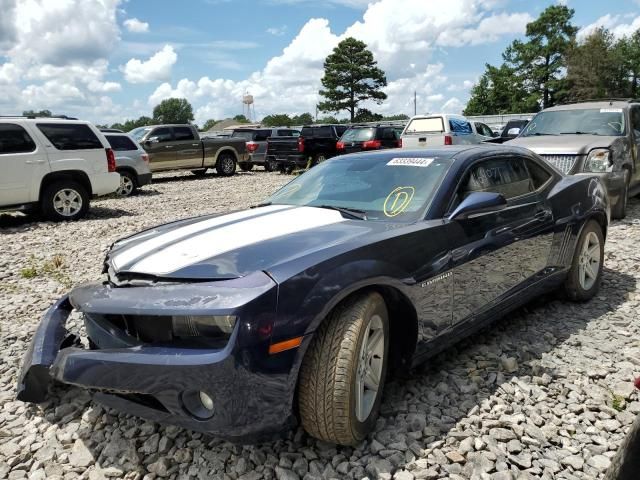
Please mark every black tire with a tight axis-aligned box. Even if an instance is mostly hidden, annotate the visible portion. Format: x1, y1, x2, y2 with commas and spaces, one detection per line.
298, 292, 389, 445
612, 169, 630, 220
41, 180, 90, 222
115, 171, 137, 197
191, 169, 207, 177
564, 220, 604, 302
312, 154, 327, 166
239, 163, 254, 172
216, 153, 236, 176
265, 159, 278, 172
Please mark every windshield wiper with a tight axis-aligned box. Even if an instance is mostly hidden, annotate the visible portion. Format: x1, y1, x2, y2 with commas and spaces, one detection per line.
559, 131, 598, 135
316, 205, 368, 220
251, 202, 272, 208
527, 132, 558, 136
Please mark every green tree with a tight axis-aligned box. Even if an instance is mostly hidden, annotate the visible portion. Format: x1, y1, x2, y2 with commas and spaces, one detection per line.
464, 74, 492, 115
152, 98, 194, 124
291, 112, 314, 125
317, 115, 340, 124
233, 114, 250, 124
23, 109, 52, 117
261, 114, 292, 127
318, 37, 387, 121
111, 116, 154, 132
503, 5, 578, 108
201, 119, 217, 131
382, 114, 409, 121
615, 31, 640, 97
566, 28, 624, 101
353, 108, 383, 123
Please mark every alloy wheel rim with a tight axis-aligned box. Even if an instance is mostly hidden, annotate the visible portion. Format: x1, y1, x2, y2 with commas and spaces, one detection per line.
355, 314, 384, 422
53, 189, 83, 217
318, 155, 326, 163
578, 231, 601, 290
117, 175, 134, 196
222, 157, 234, 173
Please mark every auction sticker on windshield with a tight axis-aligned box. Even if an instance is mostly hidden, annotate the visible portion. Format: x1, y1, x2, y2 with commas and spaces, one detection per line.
600, 108, 623, 113
387, 158, 434, 167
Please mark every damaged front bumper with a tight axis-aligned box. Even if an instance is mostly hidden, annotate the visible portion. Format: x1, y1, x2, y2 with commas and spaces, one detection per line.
16, 273, 302, 442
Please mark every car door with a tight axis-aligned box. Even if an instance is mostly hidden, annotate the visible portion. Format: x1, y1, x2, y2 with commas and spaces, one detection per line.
629, 106, 640, 186
253, 129, 271, 163
447, 156, 555, 324
144, 127, 175, 171
0, 123, 47, 205
173, 126, 202, 169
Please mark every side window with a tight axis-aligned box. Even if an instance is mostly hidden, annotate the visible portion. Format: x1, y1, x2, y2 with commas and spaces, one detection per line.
151, 127, 173, 142
0, 123, 37, 154
525, 159, 552, 189
335, 126, 348, 137
459, 157, 534, 201
476, 123, 492, 137
277, 129, 299, 137
315, 126, 332, 137
254, 130, 271, 141
381, 128, 397, 140
37, 123, 103, 150
106, 135, 137, 151
631, 108, 640, 138
173, 127, 195, 141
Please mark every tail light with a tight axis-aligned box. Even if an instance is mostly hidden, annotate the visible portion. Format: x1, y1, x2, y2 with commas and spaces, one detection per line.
106, 148, 116, 172
246, 141, 259, 153
141, 153, 149, 163
362, 140, 382, 150
444, 135, 453, 146
336, 141, 345, 150
297, 137, 305, 153
397, 138, 402, 148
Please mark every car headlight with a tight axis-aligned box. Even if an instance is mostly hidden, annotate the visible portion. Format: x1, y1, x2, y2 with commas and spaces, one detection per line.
172, 315, 237, 338
585, 149, 613, 173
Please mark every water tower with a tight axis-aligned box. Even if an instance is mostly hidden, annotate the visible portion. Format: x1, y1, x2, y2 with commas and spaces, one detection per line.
242, 92, 256, 121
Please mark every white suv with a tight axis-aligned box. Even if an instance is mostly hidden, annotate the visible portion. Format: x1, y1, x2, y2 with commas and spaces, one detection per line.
0, 117, 120, 221
400, 114, 489, 148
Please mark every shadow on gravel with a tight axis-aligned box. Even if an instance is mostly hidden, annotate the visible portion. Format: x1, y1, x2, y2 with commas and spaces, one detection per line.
24, 267, 636, 478
0, 212, 37, 229
0, 206, 133, 229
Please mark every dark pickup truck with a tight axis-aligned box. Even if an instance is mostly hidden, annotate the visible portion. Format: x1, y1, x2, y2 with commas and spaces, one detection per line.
266, 124, 348, 171
129, 124, 248, 176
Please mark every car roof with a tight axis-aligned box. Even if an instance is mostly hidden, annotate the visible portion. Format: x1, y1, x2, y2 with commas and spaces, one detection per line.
545, 100, 638, 111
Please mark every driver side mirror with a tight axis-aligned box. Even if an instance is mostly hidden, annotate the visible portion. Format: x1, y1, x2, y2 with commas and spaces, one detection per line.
144, 137, 160, 146
507, 128, 521, 137
448, 192, 507, 221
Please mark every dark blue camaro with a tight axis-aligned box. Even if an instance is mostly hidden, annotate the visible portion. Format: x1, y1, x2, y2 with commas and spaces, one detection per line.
17, 145, 609, 445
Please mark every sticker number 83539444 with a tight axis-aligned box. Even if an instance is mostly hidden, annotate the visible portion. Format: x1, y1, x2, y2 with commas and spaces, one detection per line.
384, 186, 415, 217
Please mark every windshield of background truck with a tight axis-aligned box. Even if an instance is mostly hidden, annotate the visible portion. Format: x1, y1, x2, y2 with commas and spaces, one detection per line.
129, 127, 152, 142
405, 117, 445, 134
522, 108, 626, 137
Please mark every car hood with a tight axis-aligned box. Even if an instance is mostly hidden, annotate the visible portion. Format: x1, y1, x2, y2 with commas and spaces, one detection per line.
507, 135, 618, 154
106, 205, 381, 281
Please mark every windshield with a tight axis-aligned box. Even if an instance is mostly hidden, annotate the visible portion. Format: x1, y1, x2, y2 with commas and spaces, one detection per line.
404, 117, 445, 134
264, 154, 452, 221
341, 128, 375, 142
129, 127, 152, 142
522, 108, 626, 137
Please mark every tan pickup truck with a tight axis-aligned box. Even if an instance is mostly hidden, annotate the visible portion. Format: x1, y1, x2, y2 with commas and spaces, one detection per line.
129, 124, 248, 176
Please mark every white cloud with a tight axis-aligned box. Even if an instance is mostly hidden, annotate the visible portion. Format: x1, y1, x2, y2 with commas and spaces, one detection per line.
123, 45, 177, 84
267, 26, 287, 36
578, 14, 640, 41
124, 18, 149, 33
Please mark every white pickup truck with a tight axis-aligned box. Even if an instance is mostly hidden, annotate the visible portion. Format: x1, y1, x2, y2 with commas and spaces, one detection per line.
400, 114, 491, 148
0, 117, 120, 221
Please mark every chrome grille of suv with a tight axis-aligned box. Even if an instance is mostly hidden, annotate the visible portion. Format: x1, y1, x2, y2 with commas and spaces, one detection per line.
539, 154, 578, 174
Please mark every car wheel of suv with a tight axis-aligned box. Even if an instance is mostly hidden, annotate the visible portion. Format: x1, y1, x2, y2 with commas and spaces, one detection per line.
265, 160, 278, 172
216, 153, 236, 176
612, 169, 630, 220
313, 154, 327, 165
298, 291, 389, 445
239, 163, 253, 172
115, 171, 137, 197
564, 220, 604, 302
41, 180, 90, 222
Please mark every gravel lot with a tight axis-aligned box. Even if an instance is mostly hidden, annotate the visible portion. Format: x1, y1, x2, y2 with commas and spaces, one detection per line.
1, 170, 639, 480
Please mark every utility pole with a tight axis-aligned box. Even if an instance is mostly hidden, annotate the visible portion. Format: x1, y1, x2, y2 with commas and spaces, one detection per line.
414, 91, 417, 116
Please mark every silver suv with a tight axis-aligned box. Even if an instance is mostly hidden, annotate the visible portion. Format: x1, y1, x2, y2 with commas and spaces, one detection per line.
101, 131, 152, 197
508, 99, 640, 219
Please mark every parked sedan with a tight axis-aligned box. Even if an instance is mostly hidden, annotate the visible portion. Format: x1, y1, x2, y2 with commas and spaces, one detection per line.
101, 131, 152, 197
17, 145, 608, 445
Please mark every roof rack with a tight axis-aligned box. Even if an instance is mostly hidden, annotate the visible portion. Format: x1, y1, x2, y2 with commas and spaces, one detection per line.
0, 115, 79, 120
560, 98, 640, 106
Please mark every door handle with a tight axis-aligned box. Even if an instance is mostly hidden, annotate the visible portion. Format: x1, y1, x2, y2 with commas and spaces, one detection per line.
25, 160, 46, 164
164, 145, 173, 149
192, 143, 200, 146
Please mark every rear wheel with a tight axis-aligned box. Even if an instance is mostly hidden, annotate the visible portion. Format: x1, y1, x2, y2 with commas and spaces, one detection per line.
265, 159, 278, 172
216, 153, 236, 176
298, 292, 389, 445
41, 180, 90, 221
239, 162, 253, 172
115, 171, 137, 197
564, 220, 604, 301
612, 169, 630, 220
313, 154, 327, 166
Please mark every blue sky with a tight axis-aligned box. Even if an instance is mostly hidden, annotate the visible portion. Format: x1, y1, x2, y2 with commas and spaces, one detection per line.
1, 0, 639, 125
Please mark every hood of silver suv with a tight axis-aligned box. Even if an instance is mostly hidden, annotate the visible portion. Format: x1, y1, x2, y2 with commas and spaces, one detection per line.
507, 134, 618, 155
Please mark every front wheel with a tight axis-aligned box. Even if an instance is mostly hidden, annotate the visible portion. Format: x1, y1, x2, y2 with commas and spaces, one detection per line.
41, 180, 90, 221
612, 169, 629, 220
298, 292, 389, 445
216, 154, 236, 176
564, 220, 604, 301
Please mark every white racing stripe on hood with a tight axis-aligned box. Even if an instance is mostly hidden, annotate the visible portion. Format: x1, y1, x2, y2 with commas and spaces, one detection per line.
111, 204, 290, 270
125, 206, 346, 275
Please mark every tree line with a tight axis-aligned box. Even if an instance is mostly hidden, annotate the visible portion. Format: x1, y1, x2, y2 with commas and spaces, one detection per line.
463, 5, 640, 116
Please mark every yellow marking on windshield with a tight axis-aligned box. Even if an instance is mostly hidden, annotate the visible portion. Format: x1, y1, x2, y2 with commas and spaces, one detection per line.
384, 186, 415, 217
